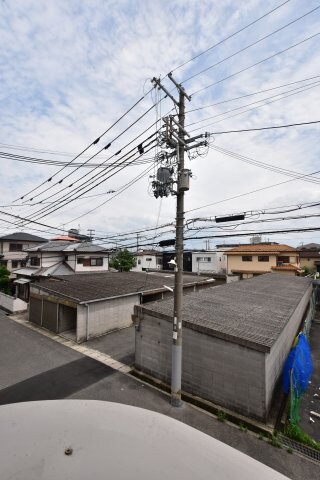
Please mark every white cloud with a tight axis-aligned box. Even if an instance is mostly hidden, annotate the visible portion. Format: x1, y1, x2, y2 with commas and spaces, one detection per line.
0, 0, 319, 247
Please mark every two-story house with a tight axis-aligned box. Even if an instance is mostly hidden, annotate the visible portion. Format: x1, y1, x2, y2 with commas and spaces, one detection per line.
0, 232, 46, 272
225, 244, 301, 279
13, 238, 110, 301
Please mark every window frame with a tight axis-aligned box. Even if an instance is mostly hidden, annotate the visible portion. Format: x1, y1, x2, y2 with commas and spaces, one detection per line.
242, 255, 252, 262
258, 255, 269, 262
9, 243, 23, 252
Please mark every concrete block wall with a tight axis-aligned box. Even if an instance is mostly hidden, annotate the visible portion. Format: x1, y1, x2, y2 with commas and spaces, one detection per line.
135, 311, 267, 420
77, 294, 140, 342
265, 284, 312, 411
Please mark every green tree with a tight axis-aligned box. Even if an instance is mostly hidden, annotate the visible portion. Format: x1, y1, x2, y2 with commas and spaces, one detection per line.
0, 265, 10, 294
110, 249, 135, 272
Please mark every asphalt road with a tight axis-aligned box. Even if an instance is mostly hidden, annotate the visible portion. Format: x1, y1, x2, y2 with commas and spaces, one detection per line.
0, 310, 319, 480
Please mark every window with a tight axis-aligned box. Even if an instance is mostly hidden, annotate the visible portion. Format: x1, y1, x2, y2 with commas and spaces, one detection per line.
11, 260, 19, 268
90, 257, 103, 266
277, 256, 289, 264
30, 257, 40, 266
258, 256, 269, 262
242, 256, 252, 262
77, 257, 103, 266
138, 259, 141, 265
156, 258, 162, 265
196, 257, 211, 262
9, 243, 23, 252
146, 257, 152, 262
0, 260, 8, 266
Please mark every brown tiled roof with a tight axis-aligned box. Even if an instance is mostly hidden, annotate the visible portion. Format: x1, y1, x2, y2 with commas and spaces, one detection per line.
231, 270, 269, 274
271, 264, 300, 271
225, 244, 298, 255
300, 251, 320, 258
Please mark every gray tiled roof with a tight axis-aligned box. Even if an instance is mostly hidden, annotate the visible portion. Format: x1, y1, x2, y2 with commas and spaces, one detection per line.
139, 273, 312, 352
0, 232, 46, 242
35, 272, 210, 302
27, 241, 108, 253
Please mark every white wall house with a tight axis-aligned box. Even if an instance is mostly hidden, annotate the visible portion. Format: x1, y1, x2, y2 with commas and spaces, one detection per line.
13, 239, 110, 301
0, 232, 46, 272
132, 250, 163, 272
191, 250, 228, 274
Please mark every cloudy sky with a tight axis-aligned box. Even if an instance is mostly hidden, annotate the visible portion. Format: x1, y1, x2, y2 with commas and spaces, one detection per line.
0, 0, 319, 249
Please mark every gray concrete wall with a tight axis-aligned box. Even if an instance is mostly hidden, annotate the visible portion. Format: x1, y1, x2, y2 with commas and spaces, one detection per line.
77, 294, 140, 342
135, 311, 267, 420
265, 284, 312, 412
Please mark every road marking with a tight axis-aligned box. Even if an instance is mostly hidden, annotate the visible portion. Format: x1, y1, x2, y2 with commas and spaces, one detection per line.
9, 316, 132, 374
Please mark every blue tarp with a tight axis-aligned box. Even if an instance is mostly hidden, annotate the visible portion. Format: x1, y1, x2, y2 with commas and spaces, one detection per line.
283, 333, 313, 396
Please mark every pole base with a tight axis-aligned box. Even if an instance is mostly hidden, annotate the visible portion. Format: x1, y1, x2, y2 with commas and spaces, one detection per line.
171, 396, 182, 408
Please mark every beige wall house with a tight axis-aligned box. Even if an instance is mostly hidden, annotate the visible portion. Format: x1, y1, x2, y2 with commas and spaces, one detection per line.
299, 243, 320, 273
225, 244, 301, 279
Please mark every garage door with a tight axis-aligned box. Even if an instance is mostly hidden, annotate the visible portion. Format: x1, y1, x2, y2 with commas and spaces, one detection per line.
58, 305, 77, 333
42, 300, 58, 333
29, 297, 42, 325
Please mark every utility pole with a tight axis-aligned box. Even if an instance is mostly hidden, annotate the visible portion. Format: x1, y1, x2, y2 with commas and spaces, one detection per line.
152, 74, 197, 406
87, 229, 95, 241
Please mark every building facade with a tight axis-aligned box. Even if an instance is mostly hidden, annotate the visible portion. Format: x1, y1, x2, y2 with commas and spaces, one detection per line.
132, 250, 163, 272
225, 244, 301, 279
0, 232, 46, 272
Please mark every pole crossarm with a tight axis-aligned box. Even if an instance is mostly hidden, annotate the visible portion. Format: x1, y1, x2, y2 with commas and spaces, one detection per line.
151, 77, 179, 106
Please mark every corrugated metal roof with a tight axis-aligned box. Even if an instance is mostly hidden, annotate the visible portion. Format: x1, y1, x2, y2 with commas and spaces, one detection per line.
33, 272, 211, 302
138, 273, 312, 352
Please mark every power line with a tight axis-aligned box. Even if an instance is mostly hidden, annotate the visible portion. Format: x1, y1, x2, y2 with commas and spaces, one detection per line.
191, 31, 320, 96
170, 0, 291, 73
15, 127, 160, 218
184, 226, 320, 240
186, 213, 320, 232
185, 75, 320, 113
186, 80, 320, 127
186, 167, 320, 214
206, 120, 320, 135
182, 5, 320, 84
0, 150, 155, 168
13, 89, 155, 202
189, 81, 320, 133
19, 141, 158, 225
18, 101, 159, 204
68, 162, 157, 224
209, 143, 320, 185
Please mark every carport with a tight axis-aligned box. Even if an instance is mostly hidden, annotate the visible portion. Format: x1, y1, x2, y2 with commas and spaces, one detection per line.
29, 293, 77, 337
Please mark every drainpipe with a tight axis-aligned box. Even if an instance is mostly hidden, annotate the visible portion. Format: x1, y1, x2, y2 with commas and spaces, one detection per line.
84, 303, 89, 341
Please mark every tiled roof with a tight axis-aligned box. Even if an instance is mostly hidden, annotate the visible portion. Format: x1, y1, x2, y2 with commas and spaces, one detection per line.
33, 272, 212, 302
300, 251, 320, 258
51, 236, 77, 241
27, 241, 108, 253
225, 244, 298, 255
271, 264, 300, 271
0, 232, 46, 242
138, 274, 312, 352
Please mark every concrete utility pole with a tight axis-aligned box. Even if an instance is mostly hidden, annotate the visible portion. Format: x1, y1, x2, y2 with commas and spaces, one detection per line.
152, 74, 192, 406
171, 81, 189, 407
